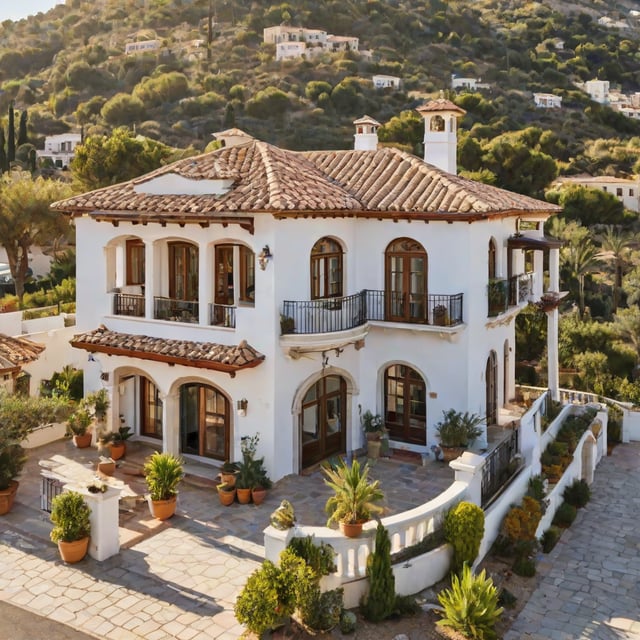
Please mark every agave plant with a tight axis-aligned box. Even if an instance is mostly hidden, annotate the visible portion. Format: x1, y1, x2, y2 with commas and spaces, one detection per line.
437, 563, 504, 640
323, 459, 384, 526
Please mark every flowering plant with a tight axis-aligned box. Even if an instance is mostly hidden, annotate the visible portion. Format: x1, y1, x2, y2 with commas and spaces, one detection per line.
87, 479, 108, 493
361, 410, 383, 434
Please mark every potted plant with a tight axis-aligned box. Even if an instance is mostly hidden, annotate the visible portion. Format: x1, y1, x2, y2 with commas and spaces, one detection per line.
235, 459, 255, 504
435, 409, 484, 462
67, 407, 93, 448
105, 425, 133, 460
86, 388, 109, 423
217, 482, 236, 506
219, 460, 239, 487
50, 490, 91, 564
323, 459, 384, 538
235, 434, 272, 505
361, 410, 384, 459
0, 391, 71, 515
143, 452, 184, 520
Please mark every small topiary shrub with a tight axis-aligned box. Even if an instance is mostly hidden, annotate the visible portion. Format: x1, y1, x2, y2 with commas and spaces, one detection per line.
563, 479, 591, 509
512, 557, 536, 577
526, 474, 546, 502
393, 594, 420, 616
540, 526, 562, 553
361, 522, 395, 622
553, 502, 577, 528
339, 609, 357, 634
437, 563, 504, 640
444, 501, 485, 574
501, 495, 542, 559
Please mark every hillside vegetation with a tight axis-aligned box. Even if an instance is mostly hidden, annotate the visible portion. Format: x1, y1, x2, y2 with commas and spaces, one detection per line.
2, 0, 640, 190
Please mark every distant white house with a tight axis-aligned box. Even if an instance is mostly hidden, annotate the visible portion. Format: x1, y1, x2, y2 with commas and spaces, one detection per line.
264, 25, 358, 60
125, 39, 161, 55
554, 175, 640, 212
598, 16, 628, 29
451, 75, 491, 91
37, 133, 82, 169
581, 79, 610, 104
276, 41, 307, 61
533, 93, 562, 109
372, 75, 401, 90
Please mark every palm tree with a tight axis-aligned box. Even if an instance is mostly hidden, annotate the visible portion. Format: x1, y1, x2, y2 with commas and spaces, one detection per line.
598, 226, 632, 313
561, 239, 600, 319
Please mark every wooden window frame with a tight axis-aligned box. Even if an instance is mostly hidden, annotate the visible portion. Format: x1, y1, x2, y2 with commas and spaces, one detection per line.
126, 239, 145, 286
310, 237, 343, 300
239, 245, 255, 304
384, 238, 428, 323
140, 377, 162, 439
169, 241, 198, 301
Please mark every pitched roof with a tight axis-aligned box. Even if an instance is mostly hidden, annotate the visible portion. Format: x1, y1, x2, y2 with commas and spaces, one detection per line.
70, 326, 265, 376
416, 98, 466, 115
0, 334, 45, 372
52, 139, 560, 222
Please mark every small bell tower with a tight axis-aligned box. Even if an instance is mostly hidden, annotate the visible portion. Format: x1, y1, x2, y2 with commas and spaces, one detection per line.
353, 115, 381, 151
416, 97, 466, 174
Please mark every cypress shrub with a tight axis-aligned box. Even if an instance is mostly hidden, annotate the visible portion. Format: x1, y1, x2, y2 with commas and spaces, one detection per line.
553, 502, 577, 528
562, 479, 591, 509
361, 521, 395, 622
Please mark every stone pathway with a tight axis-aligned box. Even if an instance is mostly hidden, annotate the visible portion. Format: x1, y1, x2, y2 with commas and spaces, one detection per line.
505, 442, 640, 640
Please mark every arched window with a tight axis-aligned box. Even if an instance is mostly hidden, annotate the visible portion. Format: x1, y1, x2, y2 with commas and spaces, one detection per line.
385, 238, 428, 323
488, 239, 497, 280
310, 237, 343, 299
300, 375, 346, 468
486, 351, 498, 426
384, 365, 426, 445
430, 115, 445, 131
179, 383, 229, 460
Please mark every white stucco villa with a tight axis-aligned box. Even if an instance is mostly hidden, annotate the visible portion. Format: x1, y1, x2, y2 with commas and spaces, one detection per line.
52, 99, 562, 482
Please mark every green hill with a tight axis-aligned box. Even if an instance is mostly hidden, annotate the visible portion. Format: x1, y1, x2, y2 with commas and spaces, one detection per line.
3, 0, 640, 192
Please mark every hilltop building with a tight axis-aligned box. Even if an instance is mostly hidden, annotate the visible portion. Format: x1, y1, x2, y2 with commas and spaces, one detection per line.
53, 102, 561, 482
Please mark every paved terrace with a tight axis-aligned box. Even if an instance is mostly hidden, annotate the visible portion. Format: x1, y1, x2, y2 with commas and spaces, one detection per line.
0, 438, 455, 639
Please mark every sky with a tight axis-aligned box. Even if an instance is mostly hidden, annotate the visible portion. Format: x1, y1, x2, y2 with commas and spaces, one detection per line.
0, 0, 64, 22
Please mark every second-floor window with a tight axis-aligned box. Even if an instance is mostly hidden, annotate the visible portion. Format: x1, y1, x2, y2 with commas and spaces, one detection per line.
215, 244, 255, 306
126, 239, 145, 286
488, 239, 497, 280
169, 242, 198, 301
311, 237, 343, 299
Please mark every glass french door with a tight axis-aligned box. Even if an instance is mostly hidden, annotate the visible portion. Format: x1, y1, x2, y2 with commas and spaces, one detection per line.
169, 242, 198, 301
140, 377, 162, 439
300, 375, 346, 468
385, 239, 428, 323
180, 383, 228, 460
384, 365, 427, 445
486, 351, 498, 426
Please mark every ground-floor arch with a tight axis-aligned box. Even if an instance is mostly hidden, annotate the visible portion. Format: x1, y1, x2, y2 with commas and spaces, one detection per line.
383, 363, 427, 445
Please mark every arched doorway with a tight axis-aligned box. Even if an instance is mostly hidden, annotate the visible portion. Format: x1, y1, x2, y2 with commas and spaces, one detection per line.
117, 372, 163, 440
179, 383, 229, 460
385, 238, 428, 323
300, 375, 346, 468
384, 364, 427, 445
486, 351, 498, 426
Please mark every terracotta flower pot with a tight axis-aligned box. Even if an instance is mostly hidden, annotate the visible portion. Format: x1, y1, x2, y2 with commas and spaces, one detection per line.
220, 472, 237, 488
148, 495, 177, 520
0, 480, 19, 516
367, 439, 382, 459
440, 446, 466, 463
97, 460, 116, 476
251, 487, 267, 506
109, 442, 126, 461
339, 521, 365, 538
72, 432, 92, 449
58, 537, 90, 564
218, 487, 236, 506
236, 487, 251, 504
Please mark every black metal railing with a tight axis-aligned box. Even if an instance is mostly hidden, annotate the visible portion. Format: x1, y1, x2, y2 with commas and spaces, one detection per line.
113, 293, 145, 317
210, 303, 236, 328
154, 297, 199, 324
491, 273, 534, 316
281, 290, 463, 335
481, 427, 521, 508
40, 474, 64, 513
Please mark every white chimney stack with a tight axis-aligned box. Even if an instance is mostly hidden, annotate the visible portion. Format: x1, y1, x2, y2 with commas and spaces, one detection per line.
416, 97, 466, 174
353, 115, 381, 151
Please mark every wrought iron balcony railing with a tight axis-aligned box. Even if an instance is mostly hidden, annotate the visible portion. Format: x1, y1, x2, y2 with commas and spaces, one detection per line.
210, 303, 236, 328
113, 292, 145, 317
154, 297, 199, 324
281, 290, 463, 335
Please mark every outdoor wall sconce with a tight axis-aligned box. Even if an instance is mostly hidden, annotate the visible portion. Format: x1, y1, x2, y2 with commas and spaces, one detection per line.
258, 245, 272, 270
237, 398, 248, 417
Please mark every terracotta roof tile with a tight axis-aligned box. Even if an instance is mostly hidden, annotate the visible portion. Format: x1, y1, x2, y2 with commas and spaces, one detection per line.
52, 140, 559, 221
416, 98, 466, 114
70, 326, 264, 374
0, 334, 45, 368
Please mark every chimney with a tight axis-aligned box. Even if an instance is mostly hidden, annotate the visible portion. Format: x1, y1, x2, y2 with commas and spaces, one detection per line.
416, 97, 466, 174
353, 115, 380, 151
213, 128, 254, 148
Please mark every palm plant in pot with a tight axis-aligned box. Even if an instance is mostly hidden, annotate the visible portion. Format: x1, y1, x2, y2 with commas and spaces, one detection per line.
435, 409, 484, 462
143, 452, 184, 520
100, 424, 133, 461
67, 407, 93, 448
323, 458, 384, 538
50, 490, 91, 563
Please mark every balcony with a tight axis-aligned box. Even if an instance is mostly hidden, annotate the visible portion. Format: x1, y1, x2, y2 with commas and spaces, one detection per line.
281, 290, 463, 336
488, 273, 534, 317
210, 303, 236, 328
153, 297, 199, 324
113, 292, 145, 317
